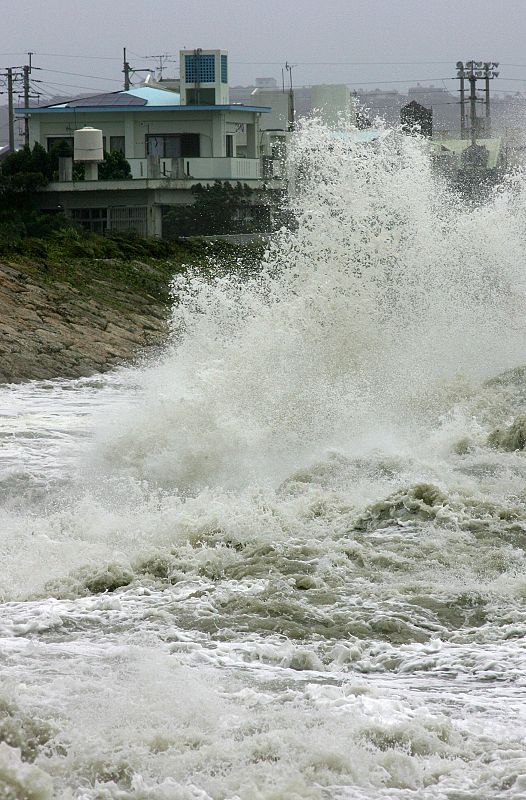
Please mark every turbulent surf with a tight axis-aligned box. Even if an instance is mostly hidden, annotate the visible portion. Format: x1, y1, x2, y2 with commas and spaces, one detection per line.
1, 121, 526, 799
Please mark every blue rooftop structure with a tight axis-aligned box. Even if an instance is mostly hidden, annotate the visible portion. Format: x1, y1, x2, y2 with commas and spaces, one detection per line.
125, 86, 181, 106
17, 86, 270, 114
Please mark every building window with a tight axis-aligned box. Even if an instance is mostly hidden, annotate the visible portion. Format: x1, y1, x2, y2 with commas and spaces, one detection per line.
226, 135, 234, 157
69, 207, 107, 233
185, 88, 216, 105
221, 55, 228, 84
46, 137, 74, 154
146, 134, 200, 158
110, 136, 125, 154
109, 206, 147, 237
185, 53, 215, 83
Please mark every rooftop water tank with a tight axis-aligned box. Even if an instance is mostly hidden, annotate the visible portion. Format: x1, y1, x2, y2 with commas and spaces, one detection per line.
74, 127, 104, 162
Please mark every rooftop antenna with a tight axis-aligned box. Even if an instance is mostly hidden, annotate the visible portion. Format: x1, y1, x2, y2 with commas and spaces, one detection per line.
143, 53, 173, 80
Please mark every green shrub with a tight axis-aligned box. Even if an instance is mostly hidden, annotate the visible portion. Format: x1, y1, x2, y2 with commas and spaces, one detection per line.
18, 238, 49, 260
163, 181, 271, 237
98, 151, 132, 181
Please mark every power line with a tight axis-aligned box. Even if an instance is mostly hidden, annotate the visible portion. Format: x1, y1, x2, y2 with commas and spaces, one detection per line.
491, 76, 526, 83
231, 60, 456, 66
5, 52, 526, 71
32, 66, 122, 83
335, 77, 456, 85
32, 78, 110, 93
25, 52, 122, 61
5, 53, 526, 67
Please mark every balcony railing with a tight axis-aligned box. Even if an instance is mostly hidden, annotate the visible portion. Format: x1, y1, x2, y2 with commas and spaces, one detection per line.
128, 156, 261, 181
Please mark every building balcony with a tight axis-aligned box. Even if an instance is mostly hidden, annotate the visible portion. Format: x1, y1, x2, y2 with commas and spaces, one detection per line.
128, 156, 261, 181
40, 155, 285, 197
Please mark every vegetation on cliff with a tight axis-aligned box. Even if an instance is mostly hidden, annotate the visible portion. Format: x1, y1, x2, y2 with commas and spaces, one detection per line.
1, 228, 256, 305
0, 144, 267, 382
0, 223, 264, 382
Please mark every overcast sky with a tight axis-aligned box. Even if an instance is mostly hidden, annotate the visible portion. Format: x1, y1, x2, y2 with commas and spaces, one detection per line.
2, 0, 526, 100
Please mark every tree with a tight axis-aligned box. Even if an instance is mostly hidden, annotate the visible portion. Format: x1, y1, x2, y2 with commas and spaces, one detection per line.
98, 150, 132, 180
1, 142, 55, 181
163, 181, 262, 237
0, 143, 69, 241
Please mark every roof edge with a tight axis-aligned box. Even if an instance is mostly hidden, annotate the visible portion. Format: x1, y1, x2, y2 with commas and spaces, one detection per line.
16, 104, 271, 114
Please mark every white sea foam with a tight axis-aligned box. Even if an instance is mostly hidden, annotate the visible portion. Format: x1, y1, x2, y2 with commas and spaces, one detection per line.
1, 120, 526, 798
89, 121, 526, 495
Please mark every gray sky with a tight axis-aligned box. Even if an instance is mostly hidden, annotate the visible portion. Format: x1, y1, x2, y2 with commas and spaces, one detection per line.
2, 0, 526, 99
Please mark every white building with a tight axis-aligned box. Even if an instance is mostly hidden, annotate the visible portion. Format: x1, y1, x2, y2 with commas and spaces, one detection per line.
17, 50, 282, 237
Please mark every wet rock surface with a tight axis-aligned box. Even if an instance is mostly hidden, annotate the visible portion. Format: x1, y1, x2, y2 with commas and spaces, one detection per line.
0, 262, 169, 382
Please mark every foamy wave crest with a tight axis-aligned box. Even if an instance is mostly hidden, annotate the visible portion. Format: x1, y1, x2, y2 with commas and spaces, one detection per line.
90, 120, 526, 495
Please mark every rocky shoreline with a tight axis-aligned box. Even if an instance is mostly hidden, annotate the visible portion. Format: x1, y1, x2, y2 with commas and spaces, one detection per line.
0, 261, 170, 383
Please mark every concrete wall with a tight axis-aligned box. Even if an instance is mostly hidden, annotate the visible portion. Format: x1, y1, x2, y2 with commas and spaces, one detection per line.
251, 90, 290, 131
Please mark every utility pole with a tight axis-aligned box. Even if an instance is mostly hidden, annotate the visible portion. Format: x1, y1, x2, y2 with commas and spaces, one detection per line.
456, 61, 499, 144
285, 61, 295, 131
121, 49, 151, 90
459, 69, 466, 139
484, 62, 491, 136
123, 47, 131, 90
468, 63, 477, 146
23, 64, 30, 146
194, 48, 202, 105
7, 67, 14, 152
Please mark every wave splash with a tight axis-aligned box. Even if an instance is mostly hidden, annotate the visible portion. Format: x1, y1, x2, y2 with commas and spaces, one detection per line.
93, 120, 526, 493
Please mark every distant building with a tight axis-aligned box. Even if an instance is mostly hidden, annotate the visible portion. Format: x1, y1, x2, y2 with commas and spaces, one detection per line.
255, 77, 277, 89
354, 89, 406, 128
230, 84, 313, 122
406, 85, 457, 131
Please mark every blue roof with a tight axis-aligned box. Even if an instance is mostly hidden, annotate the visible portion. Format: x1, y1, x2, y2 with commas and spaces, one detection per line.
25, 86, 181, 110
17, 86, 270, 114
125, 86, 181, 106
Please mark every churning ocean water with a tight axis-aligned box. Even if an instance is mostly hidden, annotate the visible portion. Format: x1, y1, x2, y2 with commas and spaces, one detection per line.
1, 122, 526, 799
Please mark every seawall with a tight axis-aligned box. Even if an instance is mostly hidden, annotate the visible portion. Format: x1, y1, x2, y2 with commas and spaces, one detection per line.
0, 259, 170, 383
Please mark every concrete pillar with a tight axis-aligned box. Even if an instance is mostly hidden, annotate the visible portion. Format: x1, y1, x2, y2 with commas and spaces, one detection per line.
212, 113, 226, 156
200, 133, 213, 157
84, 162, 99, 181
147, 155, 161, 179
148, 205, 163, 238
124, 116, 135, 158
246, 122, 257, 158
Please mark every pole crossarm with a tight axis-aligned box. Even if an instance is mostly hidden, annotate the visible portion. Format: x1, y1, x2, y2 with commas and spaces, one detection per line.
455, 60, 499, 144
